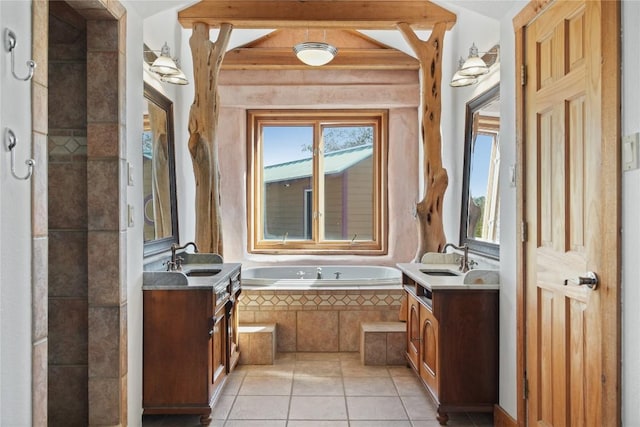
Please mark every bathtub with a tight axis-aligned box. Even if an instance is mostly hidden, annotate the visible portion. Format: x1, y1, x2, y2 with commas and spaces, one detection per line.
238, 265, 405, 352
241, 265, 402, 289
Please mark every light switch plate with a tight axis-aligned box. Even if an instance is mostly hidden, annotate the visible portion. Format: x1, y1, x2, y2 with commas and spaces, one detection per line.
623, 132, 639, 171
127, 162, 134, 186
128, 204, 134, 227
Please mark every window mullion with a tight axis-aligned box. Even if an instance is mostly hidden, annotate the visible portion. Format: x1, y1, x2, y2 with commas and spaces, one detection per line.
314, 121, 324, 244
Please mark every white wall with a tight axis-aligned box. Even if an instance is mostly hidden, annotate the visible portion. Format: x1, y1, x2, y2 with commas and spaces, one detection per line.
0, 1, 33, 425
121, 2, 145, 424
621, 2, 640, 424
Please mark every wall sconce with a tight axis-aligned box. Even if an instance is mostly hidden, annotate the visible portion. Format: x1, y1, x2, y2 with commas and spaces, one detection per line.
293, 30, 338, 66
145, 42, 188, 85
450, 44, 499, 88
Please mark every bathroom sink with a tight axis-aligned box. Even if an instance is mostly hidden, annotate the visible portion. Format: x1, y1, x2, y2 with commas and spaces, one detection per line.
420, 269, 461, 277
185, 269, 221, 277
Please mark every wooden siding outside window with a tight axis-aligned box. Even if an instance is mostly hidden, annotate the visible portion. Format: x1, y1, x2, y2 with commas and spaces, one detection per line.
247, 110, 388, 254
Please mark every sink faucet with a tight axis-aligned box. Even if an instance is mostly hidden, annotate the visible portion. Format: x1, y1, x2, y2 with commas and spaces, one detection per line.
441, 243, 473, 273
167, 242, 199, 271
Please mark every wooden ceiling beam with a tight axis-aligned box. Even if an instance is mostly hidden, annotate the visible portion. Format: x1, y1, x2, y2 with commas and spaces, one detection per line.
178, 1, 457, 30
222, 48, 420, 70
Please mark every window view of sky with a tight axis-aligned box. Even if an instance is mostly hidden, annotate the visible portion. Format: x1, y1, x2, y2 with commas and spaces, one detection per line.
263, 126, 313, 166
469, 134, 495, 198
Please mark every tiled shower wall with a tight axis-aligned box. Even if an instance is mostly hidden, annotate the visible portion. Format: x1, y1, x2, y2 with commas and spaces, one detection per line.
47, 5, 89, 426
239, 289, 404, 352
43, 1, 127, 426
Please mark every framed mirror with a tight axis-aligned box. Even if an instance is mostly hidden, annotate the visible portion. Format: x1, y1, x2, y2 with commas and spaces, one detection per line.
459, 84, 500, 259
143, 82, 179, 256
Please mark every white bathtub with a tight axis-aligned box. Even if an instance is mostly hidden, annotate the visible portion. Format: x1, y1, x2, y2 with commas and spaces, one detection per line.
241, 265, 402, 289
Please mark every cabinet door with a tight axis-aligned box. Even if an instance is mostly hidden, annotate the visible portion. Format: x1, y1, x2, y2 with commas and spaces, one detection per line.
406, 292, 420, 370
211, 307, 227, 390
419, 302, 439, 397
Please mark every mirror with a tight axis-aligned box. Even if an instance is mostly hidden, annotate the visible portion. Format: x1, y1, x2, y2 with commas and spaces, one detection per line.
143, 82, 179, 256
460, 84, 500, 259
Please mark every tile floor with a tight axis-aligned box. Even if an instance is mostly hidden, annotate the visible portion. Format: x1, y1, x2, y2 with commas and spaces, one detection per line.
142, 352, 494, 427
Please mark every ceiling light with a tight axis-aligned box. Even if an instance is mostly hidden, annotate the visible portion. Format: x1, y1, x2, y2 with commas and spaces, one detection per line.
459, 43, 489, 77
450, 57, 478, 87
293, 42, 338, 66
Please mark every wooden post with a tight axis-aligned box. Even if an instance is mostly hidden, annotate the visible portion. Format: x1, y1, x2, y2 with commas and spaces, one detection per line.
397, 22, 448, 259
188, 23, 233, 255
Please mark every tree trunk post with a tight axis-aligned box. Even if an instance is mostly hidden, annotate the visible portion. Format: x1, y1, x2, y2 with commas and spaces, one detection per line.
188, 23, 232, 255
397, 22, 448, 260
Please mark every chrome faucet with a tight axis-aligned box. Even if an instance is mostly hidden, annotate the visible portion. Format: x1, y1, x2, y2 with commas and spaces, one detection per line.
316, 267, 322, 279
441, 243, 474, 273
167, 242, 199, 271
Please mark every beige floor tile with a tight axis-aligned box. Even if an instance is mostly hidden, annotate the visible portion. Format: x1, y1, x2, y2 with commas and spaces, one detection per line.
223, 421, 286, 427
294, 360, 342, 377
275, 352, 297, 363
243, 362, 295, 378
340, 360, 390, 377
392, 375, 430, 396
228, 395, 290, 420
222, 374, 244, 395
212, 395, 236, 420
343, 376, 398, 396
295, 352, 342, 361
292, 376, 344, 396
286, 421, 349, 427
400, 395, 438, 420
346, 396, 408, 420
238, 376, 292, 395
387, 365, 415, 377
288, 396, 348, 420
349, 421, 412, 427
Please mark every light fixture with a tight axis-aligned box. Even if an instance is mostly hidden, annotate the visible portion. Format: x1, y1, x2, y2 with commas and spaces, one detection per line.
293, 30, 337, 66
450, 44, 499, 88
459, 43, 489, 77
145, 42, 189, 85
450, 57, 478, 87
293, 42, 338, 66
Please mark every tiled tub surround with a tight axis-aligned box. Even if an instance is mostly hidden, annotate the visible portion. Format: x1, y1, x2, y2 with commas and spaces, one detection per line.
238, 288, 404, 352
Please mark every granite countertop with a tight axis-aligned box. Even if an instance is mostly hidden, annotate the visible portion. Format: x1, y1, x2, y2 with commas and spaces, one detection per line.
396, 263, 500, 291
143, 262, 242, 291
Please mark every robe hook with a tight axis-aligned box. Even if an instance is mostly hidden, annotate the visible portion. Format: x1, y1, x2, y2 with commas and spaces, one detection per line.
4, 28, 36, 81
5, 128, 35, 181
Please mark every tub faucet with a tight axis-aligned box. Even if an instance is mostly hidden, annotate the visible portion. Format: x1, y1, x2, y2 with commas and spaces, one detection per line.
167, 242, 199, 271
441, 243, 472, 273
316, 267, 322, 279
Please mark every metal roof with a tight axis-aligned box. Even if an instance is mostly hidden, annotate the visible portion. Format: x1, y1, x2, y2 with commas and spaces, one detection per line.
264, 144, 372, 183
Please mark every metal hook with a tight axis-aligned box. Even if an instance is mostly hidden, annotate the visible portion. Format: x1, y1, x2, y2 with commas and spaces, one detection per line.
5, 128, 35, 180
4, 28, 36, 81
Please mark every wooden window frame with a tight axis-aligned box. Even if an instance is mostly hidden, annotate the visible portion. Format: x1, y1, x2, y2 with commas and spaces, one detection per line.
246, 109, 388, 255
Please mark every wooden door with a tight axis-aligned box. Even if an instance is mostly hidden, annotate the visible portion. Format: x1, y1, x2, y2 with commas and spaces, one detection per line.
419, 302, 439, 398
406, 292, 420, 370
521, 1, 620, 425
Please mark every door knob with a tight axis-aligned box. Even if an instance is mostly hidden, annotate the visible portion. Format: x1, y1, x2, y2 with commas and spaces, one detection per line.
563, 271, 598, 290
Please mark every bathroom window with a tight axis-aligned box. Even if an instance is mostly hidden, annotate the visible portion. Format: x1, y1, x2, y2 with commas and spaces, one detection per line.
247, 110, 388, 254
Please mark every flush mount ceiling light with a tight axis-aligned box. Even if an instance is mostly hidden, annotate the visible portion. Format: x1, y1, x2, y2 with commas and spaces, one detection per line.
293, 42, 338, 66
145, 42, 189, 85
459, 43, 489, 77
293, 30, 338, 67
450, 57, 478, 87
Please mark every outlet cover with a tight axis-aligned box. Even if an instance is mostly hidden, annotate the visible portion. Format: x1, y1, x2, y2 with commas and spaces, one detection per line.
623, 132, 639, 171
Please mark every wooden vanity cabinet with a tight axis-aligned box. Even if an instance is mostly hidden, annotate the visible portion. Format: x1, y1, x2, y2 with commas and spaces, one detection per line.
143, 286, 230, 425
404, 278, 498, 425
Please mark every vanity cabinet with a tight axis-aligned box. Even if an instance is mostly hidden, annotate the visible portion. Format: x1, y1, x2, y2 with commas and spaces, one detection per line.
143, 264, 241, 426
403, 273, 498, 426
